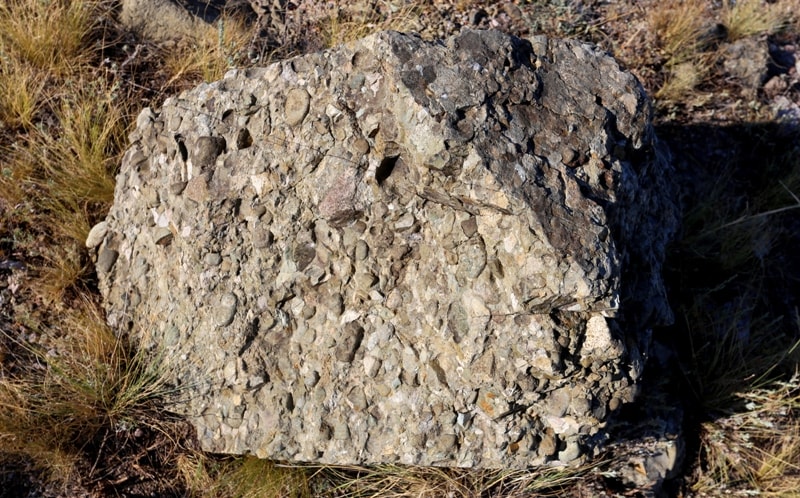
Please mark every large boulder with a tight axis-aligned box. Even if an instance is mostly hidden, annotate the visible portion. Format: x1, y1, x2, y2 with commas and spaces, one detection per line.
91, 30, 678, 468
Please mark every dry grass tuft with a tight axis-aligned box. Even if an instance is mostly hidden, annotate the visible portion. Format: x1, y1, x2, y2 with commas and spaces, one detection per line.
648, 0, 709, 65
0, 0, 111, 76
0, 1, 180, 489
722, 0, 791, 41
289, 461, 599, 497
162, 15, 254, 90
318, 464, 490, 497
320, 2, 422, 48
656, 59, 710, 101
1, 75, 128, 301
0, 59, 46, 132
178, 454, 311, 498
681, 296, 799, 412
647, 0, 712, 100
693, 369, 800, 495
0, 299, 175, 484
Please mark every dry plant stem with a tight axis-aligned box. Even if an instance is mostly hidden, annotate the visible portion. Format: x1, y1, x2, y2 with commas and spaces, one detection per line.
703, 203, 800, 234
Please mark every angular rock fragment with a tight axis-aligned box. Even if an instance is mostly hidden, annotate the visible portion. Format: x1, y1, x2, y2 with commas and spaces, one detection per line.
93, 30, 678, 468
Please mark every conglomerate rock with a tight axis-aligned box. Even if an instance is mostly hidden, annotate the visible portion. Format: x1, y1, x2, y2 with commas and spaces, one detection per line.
91, 29, 678, 468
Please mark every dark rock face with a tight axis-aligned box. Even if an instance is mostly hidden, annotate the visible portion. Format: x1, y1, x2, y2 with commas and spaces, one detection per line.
91, 30, 678, 468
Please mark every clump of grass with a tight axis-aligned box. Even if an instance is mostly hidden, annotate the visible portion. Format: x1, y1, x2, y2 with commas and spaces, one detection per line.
647, 0, 712, 100
162, 15, 253, 90
319, 464, 492, 497
0, 0, 110, 76
0, 299, 174, 485
648, 0, 708, 65
0, 1, 179, 489
721, 0, 791, 41
299, 461, 600, 497
0, 58, 46, 132
657, 60, 709, 101
178, 454, 311, 498
0, 3, 130, 301
320, 1, 421, 48
680, 294, 799, 412
176, 458, 602, 497
1, 76, 128, 301
693, 369, 800, 495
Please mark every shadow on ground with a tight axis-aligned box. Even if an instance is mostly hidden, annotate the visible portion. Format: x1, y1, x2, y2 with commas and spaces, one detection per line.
601, 119, 800, 495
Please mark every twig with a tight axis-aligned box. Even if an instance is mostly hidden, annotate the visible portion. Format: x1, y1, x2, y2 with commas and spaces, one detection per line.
781, 180, 800, 204
700, 202, 800, 236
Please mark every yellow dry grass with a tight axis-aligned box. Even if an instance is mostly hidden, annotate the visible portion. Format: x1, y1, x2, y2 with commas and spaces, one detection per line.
0, 298, 174, 483
162, 15, 253, 90
656, 59, 710, 101
722, 0, 792, 41
644, 0, 798, 101
1, 76, 127, 301
647, 0, 711, 100
0, 0, 110, 76
0, 59, 46, 132
648, 0, 708, 65
321, 2, 421, 48
693, 371, 800, 496
179, 454, 312, 498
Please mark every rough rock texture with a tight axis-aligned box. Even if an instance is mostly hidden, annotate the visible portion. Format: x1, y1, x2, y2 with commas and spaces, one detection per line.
93, 30, 678, 468
120, 0, 221, 43
722, 36, 771, 99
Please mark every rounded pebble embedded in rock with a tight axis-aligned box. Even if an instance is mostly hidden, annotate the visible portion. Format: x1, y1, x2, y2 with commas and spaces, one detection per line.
284, 88, 310, 127
333, 420, 350, 440
204, 252, 222, 266
355, 240, 369, 260
154, 227, 173, 246
216, 293, 238, 326
96, 248, 118, 274
558, 439, 582, 463
192, 136, 226, 169
457, 238, 487, 279
85, 221, 108, 249
539, 431, 557, 457
335, 322, 364, 362
164, 325, 180, 347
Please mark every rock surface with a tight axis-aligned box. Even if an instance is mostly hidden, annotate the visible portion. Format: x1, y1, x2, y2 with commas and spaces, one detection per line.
722, 36, 771, 98
120, 0, 221, 43
93, 29, 678, 468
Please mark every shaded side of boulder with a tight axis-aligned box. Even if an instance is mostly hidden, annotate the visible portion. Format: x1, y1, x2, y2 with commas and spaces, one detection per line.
93, 30, 678, 468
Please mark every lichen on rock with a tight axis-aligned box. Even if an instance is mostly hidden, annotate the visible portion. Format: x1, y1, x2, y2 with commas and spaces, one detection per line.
92, 29, 678, 468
